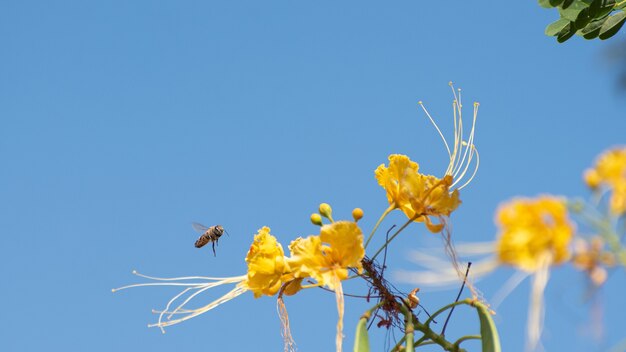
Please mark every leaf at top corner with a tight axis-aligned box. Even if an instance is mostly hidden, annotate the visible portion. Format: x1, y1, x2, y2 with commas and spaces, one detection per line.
562, 0, 576, 9
557, 22, 578, 41
588, 0, 616, 19
599, 11, 626, 39
476, 304, 501, 352
539, 0, 566, 8
545, 18, 572, 36
579, 16, 609, 38
559, 0, 593, 21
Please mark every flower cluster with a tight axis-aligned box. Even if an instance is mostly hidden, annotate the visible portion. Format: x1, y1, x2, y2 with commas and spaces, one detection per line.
114, 84, 488, 352
114, 205, 365, 351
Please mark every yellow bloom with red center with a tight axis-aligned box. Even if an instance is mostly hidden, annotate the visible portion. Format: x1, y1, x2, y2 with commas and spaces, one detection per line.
375, 154, 461, 232
287, 221, 364, 289
584, 147, 626, 215
495, 196, 574, 272
245, 226, 289, 298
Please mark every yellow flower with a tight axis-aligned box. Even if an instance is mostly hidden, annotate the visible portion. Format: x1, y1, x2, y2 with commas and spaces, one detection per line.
287, 221, 365, 289
375, 155, 461, 232
375, 84, 479, 232
245, 226, 289, 298
584, 147, 626, 215
495, 196, 574, 272
286, 221, 364, 352
113, 226, 290, 332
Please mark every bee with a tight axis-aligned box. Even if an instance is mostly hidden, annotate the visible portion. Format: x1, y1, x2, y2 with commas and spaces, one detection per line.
192, 223, 226, 256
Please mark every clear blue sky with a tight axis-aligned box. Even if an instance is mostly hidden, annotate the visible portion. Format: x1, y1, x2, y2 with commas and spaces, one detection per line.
1, 2, 625, 351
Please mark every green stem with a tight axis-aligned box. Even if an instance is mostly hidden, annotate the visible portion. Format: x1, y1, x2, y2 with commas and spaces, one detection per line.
397, 301, 468, 352
364, 205, 395, 249
400, 304, 415, 351
371, 216, 417, 261
453, 335, 481, 349
413, 319, 466, 351
424, 300, 470, 327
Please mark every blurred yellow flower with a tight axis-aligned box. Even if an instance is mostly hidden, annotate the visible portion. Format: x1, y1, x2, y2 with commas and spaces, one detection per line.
495, 196, 574, 272
584, 147, 626, 215
245, 226, 289, 298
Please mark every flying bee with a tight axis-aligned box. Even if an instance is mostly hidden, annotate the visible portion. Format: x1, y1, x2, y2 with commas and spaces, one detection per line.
192, 223, 227, 256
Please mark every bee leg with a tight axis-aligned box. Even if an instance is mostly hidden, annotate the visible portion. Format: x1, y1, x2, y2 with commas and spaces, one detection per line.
212, 241, 216, 257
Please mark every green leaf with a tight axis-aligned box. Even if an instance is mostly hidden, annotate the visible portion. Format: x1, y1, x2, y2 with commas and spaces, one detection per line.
579, 17, 609, 38
562, 0, 576, 9
546, 18, 571, 35
557, 22, 578, 41
575, 8, 594, 28
476, 304, 501, 352
559, 0, 592, 21
539, 0, 565, 8
588, 0, 616, 19
599, 11, 626, 39
353, 317, 370, 352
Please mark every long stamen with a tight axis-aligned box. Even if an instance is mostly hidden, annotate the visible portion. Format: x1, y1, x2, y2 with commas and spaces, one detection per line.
450, 84, 464, 176
112, 274, 247, 292
490, 270, 530, 310
113, 282, 215, 291
456, 147, 480, 190
167, 284, 215, 319
155, 286, 195, 333
527, 257, 550, 351
132, 270, 239, 282
419, 102, 452, 159
148, 283, 248, 329
452, 102, 479, 189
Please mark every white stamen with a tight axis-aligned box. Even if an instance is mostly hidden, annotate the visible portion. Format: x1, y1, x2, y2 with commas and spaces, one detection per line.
490, 270, 530, 310
148, 284, 248, 329
419, 101, 452, 160
419, 83, 479, 192
113, 272, 247, 332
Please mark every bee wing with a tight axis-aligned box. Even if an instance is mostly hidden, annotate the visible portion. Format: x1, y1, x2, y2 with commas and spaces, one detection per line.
192, 222, 210, 234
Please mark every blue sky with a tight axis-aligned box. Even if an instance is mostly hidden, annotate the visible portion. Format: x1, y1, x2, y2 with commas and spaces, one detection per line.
1, 1, 626, 351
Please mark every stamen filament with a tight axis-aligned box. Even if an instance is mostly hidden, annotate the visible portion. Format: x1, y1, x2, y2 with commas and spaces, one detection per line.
419, 102, 452, 159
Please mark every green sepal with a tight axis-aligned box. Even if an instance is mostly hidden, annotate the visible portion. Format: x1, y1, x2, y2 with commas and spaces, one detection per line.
353, 317, 370, 352
476, 304, 501, 352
